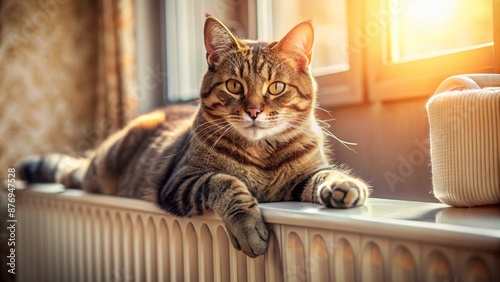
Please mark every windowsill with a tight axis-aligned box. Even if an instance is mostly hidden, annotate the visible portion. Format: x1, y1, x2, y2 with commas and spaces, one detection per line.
261, 199, 500, 252
7, 182, 500, 280
16, 183, 500, 252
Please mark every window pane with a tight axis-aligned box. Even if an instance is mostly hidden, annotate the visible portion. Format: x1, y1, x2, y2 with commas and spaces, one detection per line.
390, 0, 493, 62
271, 0, 349, 76
165, 0, 249, 102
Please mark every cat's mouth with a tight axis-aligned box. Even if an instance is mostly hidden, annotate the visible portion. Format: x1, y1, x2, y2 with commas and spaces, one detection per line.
243, 124, 263, 136
246, 123, 262, 129
241, 126, 267, 140
237, 120, 284, 141
244, 120, 270, 131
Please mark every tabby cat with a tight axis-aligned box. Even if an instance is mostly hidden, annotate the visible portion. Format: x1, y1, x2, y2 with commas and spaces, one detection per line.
17, 16, 369, 257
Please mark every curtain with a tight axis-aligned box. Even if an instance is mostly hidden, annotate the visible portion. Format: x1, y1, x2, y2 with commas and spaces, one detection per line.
95, 0, 137, 140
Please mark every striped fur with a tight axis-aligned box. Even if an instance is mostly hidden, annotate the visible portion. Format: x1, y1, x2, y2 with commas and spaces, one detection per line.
17, 16, 369, 257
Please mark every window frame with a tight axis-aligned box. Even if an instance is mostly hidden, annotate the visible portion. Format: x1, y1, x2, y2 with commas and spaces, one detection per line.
365, 0, 498, 102
159, 0, 499, 106
256, 0, 365, 107
494, 0, 500, 73
161, 0, 364, 107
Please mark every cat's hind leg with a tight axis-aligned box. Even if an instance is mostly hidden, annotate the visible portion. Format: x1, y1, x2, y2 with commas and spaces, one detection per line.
17, 110, 168, 193
82, 110, 168, 195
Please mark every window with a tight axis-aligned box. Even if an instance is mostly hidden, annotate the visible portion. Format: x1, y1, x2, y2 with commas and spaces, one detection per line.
390, 0, 493, 62
264, 0, 364, 106
271, 0, 349, 75
366, 0, 497, 101
164, 0, 252, 102
163, 0, 363, 106
162, 0, 499, 104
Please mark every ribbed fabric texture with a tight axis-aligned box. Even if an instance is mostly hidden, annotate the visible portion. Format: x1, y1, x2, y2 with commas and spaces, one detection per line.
426, 89, 500, 207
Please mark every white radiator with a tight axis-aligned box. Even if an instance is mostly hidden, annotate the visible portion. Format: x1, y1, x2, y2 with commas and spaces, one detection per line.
3, 184, 499, 281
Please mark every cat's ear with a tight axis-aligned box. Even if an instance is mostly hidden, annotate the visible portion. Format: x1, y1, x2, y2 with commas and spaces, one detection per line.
204, 16, 240, 67
273, 21, 314, 70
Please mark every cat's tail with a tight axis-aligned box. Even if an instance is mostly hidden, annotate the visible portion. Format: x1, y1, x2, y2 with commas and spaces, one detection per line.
17, 153, 89, 189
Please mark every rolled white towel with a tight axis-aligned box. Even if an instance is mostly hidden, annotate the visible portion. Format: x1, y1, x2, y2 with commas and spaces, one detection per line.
426, 88, 500, 207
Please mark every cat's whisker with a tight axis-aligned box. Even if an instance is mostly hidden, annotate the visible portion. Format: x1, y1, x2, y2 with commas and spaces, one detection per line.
275, 117, 358, 153
204, 124, 235, 164
321, 129, 358, 152
193, 118, 227, 134
162, 123, 217, 158
282, 122, 315, 137
228, 110, 358, 153
164, 117, 231, 158
201, 102, 216, 110
188, 122, 231, 160
314, 106, 333, 117
195, 121, 231, 145
316, 119, 334, 130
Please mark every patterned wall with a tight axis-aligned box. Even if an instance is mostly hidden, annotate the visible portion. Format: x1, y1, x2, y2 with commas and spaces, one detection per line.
0, 0, 98, 174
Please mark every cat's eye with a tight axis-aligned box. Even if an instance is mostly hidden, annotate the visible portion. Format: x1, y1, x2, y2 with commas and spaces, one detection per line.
268, 82, 286, 95
226, 79, 244, 94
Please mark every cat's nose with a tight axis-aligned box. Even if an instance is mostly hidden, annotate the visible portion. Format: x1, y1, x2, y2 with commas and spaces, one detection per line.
245, 106, 262, 120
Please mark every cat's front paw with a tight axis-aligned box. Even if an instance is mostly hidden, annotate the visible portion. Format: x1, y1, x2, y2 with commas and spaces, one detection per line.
223, 209, 269, 258
317, 173, 369, 208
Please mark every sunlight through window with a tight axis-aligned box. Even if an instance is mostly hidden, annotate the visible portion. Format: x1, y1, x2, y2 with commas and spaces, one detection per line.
272, 0, 349, 76
390, 0, 493, 62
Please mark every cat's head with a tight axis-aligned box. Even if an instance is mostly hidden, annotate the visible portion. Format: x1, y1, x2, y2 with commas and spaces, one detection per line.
199, 16, 317, 141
